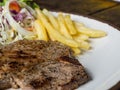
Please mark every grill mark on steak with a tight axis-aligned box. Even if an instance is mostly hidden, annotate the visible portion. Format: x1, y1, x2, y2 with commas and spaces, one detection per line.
0, 40, 74, 66
57, 56, 81, 65
0, 40, 89, 90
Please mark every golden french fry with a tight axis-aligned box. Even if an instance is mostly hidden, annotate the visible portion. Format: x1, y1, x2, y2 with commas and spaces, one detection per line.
24, 35, 37, 40
64, 15, 77, 35
42, 9, 59, 30
57, 13, 72, 39
75, 22, 106, 38
48, 34, 55, 41
73, 34, 89, 41
71, 47, 81, 55
34, 8, 107, 55
35, 8, 79, 48
73, 21, 84, 27
76, 40, 91, 50
34, 20, 48, 41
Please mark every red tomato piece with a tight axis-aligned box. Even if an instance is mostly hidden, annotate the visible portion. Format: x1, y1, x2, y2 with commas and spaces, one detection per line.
9, 1, 21, 13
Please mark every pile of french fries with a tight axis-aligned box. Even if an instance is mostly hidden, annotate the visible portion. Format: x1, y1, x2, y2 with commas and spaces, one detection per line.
34, 8, 107, 55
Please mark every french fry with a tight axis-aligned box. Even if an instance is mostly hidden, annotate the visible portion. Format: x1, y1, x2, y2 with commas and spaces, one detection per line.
75, 22, 106, 38
42, 9, 59, 30
73, 21, 84, 27
49, 33, 55, 41
64, 15, 77, 35
34, 20, 48, 41
77, 40, 91, 50
57, 13, 73, 39
35, 8, 79, 48
73, 34, 89, 41
24, 35, 37, 40
33, 8, 107, 55
71, 47, 81, 55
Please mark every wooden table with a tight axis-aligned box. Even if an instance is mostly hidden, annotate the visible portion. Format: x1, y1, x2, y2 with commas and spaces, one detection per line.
33, 0, 120, 90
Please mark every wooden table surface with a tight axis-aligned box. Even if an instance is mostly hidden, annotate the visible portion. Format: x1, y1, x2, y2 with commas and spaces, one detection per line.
33, 0, 120, 90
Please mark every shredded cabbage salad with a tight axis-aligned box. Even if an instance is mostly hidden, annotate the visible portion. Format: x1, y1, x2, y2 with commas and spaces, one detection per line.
0, 0, 38, 45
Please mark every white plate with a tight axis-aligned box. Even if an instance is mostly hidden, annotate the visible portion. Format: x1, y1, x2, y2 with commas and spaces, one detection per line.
53, 12, 120, 90
9, 13, 120, 90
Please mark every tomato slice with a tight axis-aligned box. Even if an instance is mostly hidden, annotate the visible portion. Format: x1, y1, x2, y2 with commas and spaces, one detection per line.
9, 1, 21, 13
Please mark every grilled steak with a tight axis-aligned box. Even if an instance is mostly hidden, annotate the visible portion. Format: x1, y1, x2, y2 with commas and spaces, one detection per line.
0, 40, 89, 90
0, 68, 11, 90
0, 40, 74, 67
0, 68, 19, 90
12, 59, 89, 90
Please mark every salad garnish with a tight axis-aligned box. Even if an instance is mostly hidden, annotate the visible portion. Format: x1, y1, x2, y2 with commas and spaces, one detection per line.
0, 0, 37, 44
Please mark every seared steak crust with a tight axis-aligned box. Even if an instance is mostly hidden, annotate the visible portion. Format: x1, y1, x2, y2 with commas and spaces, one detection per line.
0, 40, 89, 90
0, 40, 74, 67
12, 60, 88, 90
